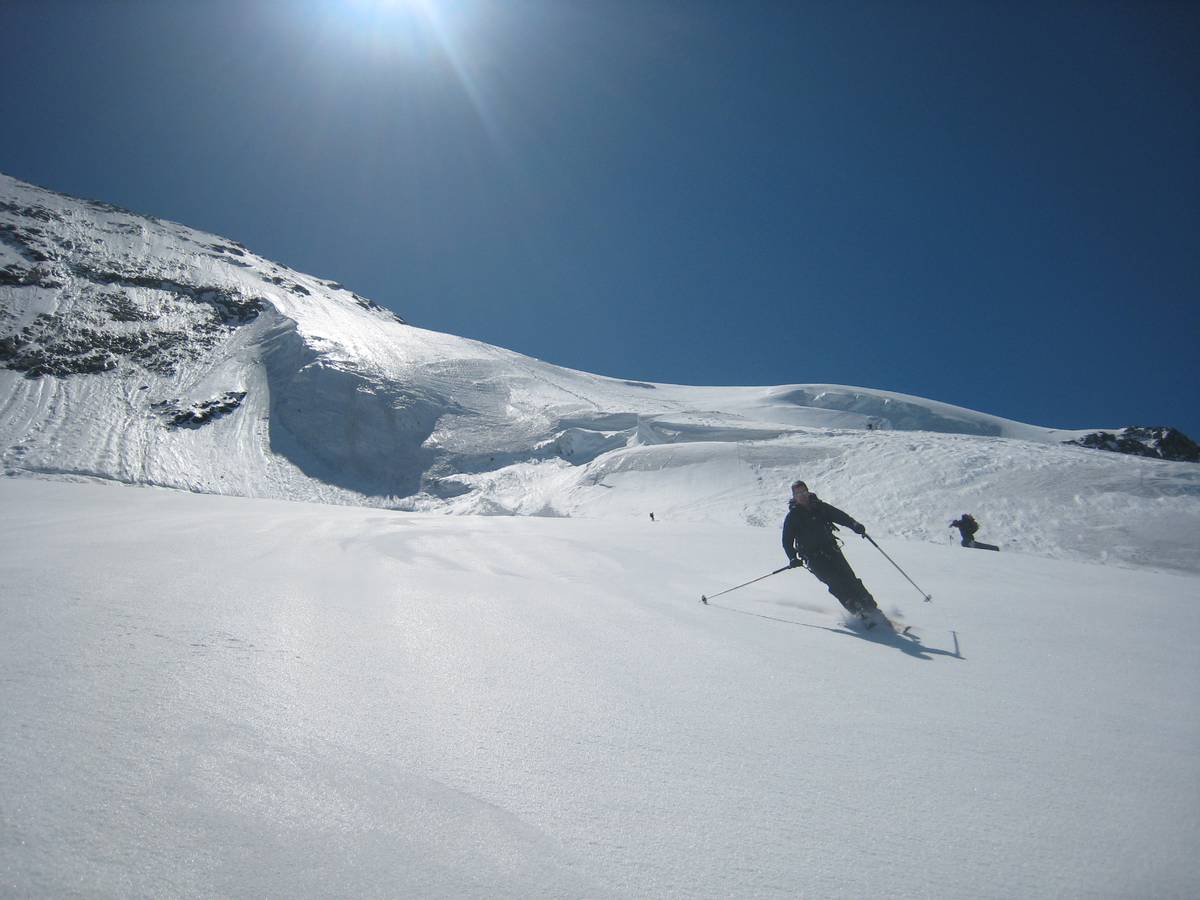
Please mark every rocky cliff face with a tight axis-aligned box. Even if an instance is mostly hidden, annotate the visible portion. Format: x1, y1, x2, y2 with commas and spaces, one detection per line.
0, 186, 398, 381
1066, 426, 1199, 463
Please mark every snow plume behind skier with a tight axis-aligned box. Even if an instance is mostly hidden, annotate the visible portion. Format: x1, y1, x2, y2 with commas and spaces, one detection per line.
782, 480, 880, 621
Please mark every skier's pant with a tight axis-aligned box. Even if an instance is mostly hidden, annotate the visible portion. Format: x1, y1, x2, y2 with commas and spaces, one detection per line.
960, 535, 998, 551
807, 549, 875, 614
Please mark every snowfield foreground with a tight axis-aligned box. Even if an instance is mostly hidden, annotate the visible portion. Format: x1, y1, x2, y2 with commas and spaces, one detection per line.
2, 478, 1198, 898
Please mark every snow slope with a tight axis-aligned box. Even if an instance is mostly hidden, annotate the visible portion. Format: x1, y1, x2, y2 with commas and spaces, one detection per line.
2, 171, 1199, 574
2, 478, 1198, 898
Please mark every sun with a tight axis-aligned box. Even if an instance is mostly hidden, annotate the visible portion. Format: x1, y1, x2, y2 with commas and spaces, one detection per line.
339, 0, 441, 23
323, 0, 452, 60
321, 0, 502, 148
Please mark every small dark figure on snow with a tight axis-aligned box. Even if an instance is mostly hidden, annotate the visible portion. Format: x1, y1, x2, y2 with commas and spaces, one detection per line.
649, 512, 655, 522
950, 514, 999, 551
782, 480, 877, 617
950, 513, 978, 546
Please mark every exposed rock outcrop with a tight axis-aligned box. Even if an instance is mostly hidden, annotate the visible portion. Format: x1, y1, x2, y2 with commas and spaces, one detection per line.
1066, 426, 1199, 463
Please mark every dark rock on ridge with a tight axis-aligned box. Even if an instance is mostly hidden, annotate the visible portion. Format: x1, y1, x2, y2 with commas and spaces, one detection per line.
1066, 426, 1199, 463
153, 392, 248, 428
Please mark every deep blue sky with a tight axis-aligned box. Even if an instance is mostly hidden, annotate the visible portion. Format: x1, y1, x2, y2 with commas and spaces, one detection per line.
3, 1, 1197, 435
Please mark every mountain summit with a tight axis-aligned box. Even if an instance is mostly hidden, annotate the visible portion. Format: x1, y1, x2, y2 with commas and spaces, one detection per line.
1, 173, 1196, 572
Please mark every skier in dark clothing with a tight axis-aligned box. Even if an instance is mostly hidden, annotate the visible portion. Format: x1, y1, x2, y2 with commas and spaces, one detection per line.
950, 513, 979, 546
950, 514, 999, 551
782, 480, 878, 618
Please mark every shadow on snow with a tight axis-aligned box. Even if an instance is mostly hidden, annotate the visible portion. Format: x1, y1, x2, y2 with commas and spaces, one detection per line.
702, 601, 965, 662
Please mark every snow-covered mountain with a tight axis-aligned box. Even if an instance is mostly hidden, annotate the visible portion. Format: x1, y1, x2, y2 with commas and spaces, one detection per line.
2, 173, 1197, 572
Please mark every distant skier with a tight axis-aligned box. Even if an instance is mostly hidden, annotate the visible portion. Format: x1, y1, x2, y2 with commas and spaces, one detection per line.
949, 513, 999, 551
649, 512, 655, 523
782, 480, 879, 619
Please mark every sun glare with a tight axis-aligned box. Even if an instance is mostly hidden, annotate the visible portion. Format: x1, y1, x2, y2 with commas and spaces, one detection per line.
329, 0, 464, 58
323, 0, 503, 150
339, 0, 439, 26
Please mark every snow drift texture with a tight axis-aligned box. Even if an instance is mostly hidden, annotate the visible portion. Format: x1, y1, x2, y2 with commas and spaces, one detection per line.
1, 172, 1197, 573
3, 478, 1199, 898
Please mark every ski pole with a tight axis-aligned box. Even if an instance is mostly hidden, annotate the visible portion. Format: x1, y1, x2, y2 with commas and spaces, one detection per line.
700, 565, 793, 604
864, 535, 933, 602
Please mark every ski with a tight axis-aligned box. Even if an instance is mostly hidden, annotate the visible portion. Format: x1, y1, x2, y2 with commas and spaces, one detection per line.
857, 611, 913, 635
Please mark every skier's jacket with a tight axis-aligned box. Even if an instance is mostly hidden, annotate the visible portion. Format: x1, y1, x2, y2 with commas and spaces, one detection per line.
782, 495, 863, 564
951, 515, 979, 538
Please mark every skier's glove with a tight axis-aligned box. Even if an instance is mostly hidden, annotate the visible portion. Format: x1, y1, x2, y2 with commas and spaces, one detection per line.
788, 558, 804, 568
852, 522, 867, 536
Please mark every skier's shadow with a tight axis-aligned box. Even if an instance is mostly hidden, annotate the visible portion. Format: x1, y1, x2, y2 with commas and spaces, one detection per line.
704, 602, 964, 661
835, 620, 964, 661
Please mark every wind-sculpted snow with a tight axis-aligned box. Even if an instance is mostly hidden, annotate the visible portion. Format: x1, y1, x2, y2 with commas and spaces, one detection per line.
770, 386, 1008, 435
2, 171, 1198, 573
